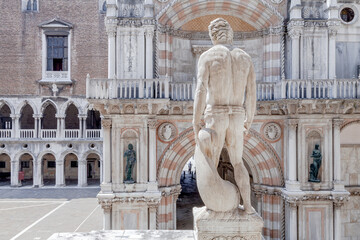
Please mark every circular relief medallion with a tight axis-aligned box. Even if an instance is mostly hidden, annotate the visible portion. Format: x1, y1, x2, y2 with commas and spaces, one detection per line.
158, 122, 177, 142
263, 122, 282, 142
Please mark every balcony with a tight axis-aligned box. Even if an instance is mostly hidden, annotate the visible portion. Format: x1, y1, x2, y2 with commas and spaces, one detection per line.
86, 77, 196, 101
0, 129, 102, 140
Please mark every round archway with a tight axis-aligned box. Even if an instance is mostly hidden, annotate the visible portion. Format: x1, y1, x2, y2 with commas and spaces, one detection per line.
0, 153, 11, 186
19, 153, 34, 187
41, 153, 56, 186
157, 128, 284, 237
64, 153, 78, 186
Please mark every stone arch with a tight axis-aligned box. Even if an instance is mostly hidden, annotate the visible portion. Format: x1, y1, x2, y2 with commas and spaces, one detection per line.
60, 100, 83, 116
15, 151, 36, 163
38, 150, 57, 161
16, 99, 38, 115
81, 150, 102, 161
157, 0, 284, 30
157, 127, 284, 187
60, 150, 79, 161
40, 99, 58, 114
0, 100, 15, 115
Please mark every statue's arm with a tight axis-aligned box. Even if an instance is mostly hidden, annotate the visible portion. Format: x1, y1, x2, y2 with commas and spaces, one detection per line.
244, 61, 256, 133
193, 54, 209, 140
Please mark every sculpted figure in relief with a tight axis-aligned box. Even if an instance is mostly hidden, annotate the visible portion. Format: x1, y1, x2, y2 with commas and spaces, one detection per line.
193, 18, 256, 213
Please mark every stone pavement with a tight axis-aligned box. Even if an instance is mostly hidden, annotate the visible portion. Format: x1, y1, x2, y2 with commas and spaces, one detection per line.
0, 187, 102, 240
49, 230, 195, 240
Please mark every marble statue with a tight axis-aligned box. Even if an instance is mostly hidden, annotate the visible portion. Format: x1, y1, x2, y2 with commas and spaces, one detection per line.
124, 143, 136, 183
309, 144, 322, 182
193, 18, 256, 214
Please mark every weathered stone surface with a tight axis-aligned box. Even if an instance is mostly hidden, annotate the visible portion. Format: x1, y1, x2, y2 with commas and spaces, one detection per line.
193, 207, 264, 240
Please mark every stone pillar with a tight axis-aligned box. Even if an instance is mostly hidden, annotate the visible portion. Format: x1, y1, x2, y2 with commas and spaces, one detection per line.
100, 200, 112, 230
78, 114, 87, 138
33, 114, 41, 138
137, 28, 145, 79
288, 28, 301, 79
117, 27, 125, 79
56, 114, 64, 138
288, 202, 298, 240
333, 119, 343, 189
10, 114, 20, 138
56, 160, 65, 187
148, 204, 158, 230
33, 159, 42, 187
102, 119, 112, 192
78, 160, 87, 187
148, 119, 158, 191
106, 25, 117, 79
334, 202, 342, 240
328, 27, 337, 79
11, 160, 19, 187
286, 119, 299, 190
145, 26, 154, 79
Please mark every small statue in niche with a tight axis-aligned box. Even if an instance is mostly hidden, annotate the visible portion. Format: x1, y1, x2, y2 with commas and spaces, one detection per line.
124, 143, 136, 183
309, 144, 322, 182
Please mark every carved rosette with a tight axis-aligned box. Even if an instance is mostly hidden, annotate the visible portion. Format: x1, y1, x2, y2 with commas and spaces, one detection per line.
262, 122, 282, 142
157, 122, 177, 142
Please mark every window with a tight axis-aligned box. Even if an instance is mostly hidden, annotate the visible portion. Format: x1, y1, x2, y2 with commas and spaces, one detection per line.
71, 161, 78, 168
23, 0, 38, 12
47, 36, 68, 71
0, 161, 5, 168
39, 19, 73, 84
47, 161, 56, 168
339, 5, 358, 24
21, 161, 30, 168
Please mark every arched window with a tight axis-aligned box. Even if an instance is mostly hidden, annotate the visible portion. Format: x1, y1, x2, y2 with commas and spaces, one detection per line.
20, 104, 34, 129
0, 104, 11, 129
102, 1, 107, 12
86, 110, 101, 129
65, 104, 79, 129
33, 0, 37, 11
26, 0, 31, 10
42, 104, 57, 129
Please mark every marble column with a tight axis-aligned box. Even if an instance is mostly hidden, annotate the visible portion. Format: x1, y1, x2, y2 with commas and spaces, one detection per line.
106, 25, 117, 79
289, 29, 301, 79
56, 160, 65, 187
10, 114, 20, 138
287, 119, 299, 188
289, 202, 298, 240
102, 119, 112, 192
328, 28, 337, 79
33, 114, 41, 138
145, 26, 154, 79
101, 200, 112, 230
116, 27, 124, 79
333, 119, 343, 189
33, 159, 42, 187
78, 160, 87, 187
147, 119, 158, 191
10, 160, 19, 187
334, 203, 342, 240
137, 28, 145, 79
148, 204, 157, 230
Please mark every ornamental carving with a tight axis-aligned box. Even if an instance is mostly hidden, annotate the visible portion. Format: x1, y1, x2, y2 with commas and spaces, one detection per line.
270, 0, 283, 4
262, 122, 282, 142
101, 119, 112, 129
158, 122, 177, 142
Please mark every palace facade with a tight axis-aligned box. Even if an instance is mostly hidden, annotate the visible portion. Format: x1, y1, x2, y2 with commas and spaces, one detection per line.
1, 0, 360, 239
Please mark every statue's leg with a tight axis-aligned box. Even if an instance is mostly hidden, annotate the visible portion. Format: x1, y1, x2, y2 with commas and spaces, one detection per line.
226, 112, 254, 214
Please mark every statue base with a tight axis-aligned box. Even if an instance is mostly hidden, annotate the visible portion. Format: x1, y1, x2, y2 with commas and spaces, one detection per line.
193, 206, 264, 240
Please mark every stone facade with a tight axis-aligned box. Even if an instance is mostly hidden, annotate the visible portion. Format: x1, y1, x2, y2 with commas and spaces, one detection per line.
1, 0, 360, 239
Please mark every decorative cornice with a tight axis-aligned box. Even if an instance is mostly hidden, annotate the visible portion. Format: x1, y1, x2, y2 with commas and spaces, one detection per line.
118, 18, 156, 27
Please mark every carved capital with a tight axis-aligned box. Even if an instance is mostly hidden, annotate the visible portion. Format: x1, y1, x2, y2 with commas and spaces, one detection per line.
333, 118, 343, 128
328, 27, 338, 38
145, 28, 154, 39
288, 28, 301, 39
287, 119, 299, 129
99, 199, 112, 211
101, 119, 112, 129
147, 119, 158, 129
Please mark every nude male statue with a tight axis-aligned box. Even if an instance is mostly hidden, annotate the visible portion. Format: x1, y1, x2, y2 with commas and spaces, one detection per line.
193, 18, 256, 214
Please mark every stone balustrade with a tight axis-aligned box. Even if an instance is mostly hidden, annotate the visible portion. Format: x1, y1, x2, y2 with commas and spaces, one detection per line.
64, 129, 80, 139
86, 129, 102, 139
20, 129, 35, 139
0, 129, 11, 138
87, 77, 360, 101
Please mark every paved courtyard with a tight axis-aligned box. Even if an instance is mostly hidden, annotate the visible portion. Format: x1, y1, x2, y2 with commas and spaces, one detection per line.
0, 187, 102, 240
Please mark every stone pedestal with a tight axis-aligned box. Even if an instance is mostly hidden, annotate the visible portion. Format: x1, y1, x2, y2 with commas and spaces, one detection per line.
193, 207, 264, 240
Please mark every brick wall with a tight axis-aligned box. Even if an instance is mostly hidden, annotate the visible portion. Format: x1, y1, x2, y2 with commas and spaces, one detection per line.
0, 0, 108, 96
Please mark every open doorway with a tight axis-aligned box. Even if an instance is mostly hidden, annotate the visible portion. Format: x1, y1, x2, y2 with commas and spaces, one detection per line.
0, 154, 11, 186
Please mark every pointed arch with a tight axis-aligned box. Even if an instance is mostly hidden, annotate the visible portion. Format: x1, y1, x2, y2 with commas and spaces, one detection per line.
60, 100, 83, 116
0, 100, 15, 115
40, 99, 58, 114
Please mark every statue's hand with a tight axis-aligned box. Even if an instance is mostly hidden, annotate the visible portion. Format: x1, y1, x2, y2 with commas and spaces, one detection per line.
193, 122, 201, 144
244, 121, 251, 135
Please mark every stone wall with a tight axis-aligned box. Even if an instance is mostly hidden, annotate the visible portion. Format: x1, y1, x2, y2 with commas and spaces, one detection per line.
341, 196, 360, 239
0, 0, 107, 96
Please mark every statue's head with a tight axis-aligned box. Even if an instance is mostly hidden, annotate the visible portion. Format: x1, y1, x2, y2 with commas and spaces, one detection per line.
315, 144, 319, 149
209, 18, 233, 45
128, 144, 133, 150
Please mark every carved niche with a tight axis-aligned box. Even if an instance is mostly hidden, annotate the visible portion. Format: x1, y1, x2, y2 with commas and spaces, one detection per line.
121, 129, 139, 183
306, 130, 323, 183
